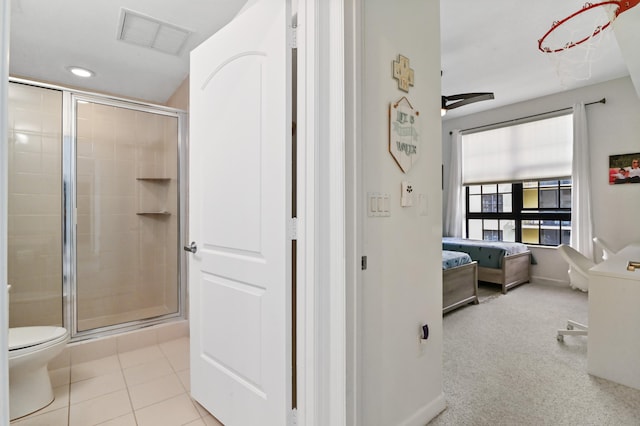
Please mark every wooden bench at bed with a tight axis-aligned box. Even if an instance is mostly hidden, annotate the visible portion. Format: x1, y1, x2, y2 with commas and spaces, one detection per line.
477, 250, 530, 294
442, 250, 479, 314
442, 238, 532, 295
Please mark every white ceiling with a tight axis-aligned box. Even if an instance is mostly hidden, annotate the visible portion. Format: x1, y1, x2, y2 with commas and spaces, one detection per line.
9, 0, 248, 104
441, 0, 630, 118
8, 0, 632, 112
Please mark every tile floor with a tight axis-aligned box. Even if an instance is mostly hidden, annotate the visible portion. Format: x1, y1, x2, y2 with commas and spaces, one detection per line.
10, 337, 224, 426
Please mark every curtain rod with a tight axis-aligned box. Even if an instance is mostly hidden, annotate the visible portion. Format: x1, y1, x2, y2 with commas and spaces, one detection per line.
450, 97, 606, 135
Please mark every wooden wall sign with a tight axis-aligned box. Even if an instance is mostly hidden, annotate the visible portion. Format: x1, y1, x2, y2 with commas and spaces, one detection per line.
389, 97, 420, 173
392, 54, 414, 92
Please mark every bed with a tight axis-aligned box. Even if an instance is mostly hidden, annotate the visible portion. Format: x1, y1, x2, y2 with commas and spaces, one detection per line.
442, 237, 531, 294
442, 250, 478, 314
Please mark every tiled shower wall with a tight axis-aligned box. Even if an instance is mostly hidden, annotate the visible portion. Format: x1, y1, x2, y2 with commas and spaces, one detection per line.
75, 101, 179, 331
7, 83, 63, 327
7, 81, 180, 331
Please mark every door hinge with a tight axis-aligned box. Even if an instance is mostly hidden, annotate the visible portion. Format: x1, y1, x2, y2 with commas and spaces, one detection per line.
290, 408, 298, 426
289, 25, 297, 49
288, 217, 298, 240
361, 255, 367, 270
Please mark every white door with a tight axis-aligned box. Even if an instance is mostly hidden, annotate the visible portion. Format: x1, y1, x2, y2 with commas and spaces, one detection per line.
188, 0, 291, 425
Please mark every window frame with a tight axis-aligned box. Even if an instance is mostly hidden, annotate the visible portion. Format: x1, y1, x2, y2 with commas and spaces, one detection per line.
465, 179, 572, 246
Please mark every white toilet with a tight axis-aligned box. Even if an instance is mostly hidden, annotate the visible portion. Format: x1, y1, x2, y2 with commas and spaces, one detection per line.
8, 326, 70, 420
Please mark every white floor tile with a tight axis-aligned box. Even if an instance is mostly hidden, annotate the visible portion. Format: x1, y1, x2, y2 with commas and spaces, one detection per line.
134, 393, 200, 426
160, 337, 190, 371
14, 337, 203, 426
202, 412, 225, 426
159, 336, 189, 355
69, 389, 132, 426
192, 401, 224, 426
49, 366, 70, 388
36, 384, 70, 416
122, 357, 174, 387
11, 406, 68, 426
70, 370, 127, 404
118, 345, 165, 369
71, 354, 122, 382
129, 373, 186, 410
176, 368, 190, 392
96, 413, 137, 426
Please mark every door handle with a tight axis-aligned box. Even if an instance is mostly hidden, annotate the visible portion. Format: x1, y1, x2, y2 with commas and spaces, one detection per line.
183, 242, 197, 254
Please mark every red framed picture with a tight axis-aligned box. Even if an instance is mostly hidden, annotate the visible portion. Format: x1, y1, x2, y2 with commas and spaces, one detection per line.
609, 152, 640, 184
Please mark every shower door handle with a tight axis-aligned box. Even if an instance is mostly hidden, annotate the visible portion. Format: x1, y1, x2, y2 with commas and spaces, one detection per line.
183, 242, 197, 254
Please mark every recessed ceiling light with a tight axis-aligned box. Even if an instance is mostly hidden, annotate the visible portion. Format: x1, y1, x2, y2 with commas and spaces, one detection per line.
67, 66, 95, 78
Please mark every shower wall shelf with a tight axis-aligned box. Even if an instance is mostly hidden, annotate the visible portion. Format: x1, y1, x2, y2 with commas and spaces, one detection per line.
136, 177, 172, 215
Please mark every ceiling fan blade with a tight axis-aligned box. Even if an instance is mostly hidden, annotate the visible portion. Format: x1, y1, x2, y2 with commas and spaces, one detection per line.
443, 92, 494, 110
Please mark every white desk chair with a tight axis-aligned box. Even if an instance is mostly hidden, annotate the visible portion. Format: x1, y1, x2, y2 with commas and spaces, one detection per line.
556, 244, 595, 342
592, 237, 618, 261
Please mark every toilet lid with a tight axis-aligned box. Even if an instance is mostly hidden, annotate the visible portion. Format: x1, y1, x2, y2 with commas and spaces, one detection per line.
9, 326, 68, 351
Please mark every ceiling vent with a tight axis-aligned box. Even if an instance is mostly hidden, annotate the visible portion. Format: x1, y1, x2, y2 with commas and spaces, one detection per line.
117, 8, 192, 56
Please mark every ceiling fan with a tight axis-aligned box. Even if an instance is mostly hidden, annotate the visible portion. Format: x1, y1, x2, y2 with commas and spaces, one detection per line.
441, 92, 495, 116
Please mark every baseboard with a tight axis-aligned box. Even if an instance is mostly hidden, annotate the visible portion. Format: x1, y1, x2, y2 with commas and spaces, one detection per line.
49, 319, 189, 369
399, 393, 447, 426
530, 276, 570, 287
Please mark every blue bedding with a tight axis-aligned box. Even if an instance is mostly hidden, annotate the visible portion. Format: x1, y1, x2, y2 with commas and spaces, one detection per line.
442, 250, 473, 270
442, 237, 530, 269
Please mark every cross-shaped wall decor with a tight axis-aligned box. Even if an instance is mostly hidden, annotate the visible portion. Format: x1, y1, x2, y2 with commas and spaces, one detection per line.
392, 54, 414, 92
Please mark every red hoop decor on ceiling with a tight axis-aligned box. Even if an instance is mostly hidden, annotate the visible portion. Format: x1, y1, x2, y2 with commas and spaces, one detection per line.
617, 0, 640, 14
538, 1, 621, 53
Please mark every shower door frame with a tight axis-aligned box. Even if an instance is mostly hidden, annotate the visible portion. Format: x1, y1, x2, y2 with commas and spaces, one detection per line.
10, 77, 188, 341
66, 92, 188, 341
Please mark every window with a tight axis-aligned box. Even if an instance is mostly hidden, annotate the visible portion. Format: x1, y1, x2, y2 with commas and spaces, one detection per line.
465, 179, 571, 246
461, 114, 573, 246
461, 114, 573, 185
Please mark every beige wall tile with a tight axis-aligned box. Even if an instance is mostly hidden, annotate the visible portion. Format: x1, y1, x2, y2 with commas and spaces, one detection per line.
155, 321, 189, 343
117, 328, 158, 354
8, 83, 62, 327
9, 83, 181, 331
70, 337, 117, 364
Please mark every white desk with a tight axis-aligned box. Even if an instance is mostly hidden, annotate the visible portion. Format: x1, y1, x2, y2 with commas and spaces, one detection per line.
588, 243, 640, 389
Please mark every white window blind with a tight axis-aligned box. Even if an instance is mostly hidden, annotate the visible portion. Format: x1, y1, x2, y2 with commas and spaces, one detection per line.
461, 114, 573, 185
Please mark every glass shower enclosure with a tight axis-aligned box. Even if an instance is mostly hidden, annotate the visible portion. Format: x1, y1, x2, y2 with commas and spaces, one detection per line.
7, 80, 186, 339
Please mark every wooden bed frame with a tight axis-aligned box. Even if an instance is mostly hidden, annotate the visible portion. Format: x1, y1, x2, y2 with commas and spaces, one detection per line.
443, 261, 478, 314
477, 251, 531, 294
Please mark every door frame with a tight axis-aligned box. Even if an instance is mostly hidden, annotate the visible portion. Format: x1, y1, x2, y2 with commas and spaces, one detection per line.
1, 0, 11, 424
297, 0, 349, 425
0, 0, 354, 424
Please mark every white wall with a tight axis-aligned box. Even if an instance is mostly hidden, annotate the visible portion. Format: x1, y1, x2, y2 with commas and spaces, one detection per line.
441, 76, 640, 284
358, 1, 445, 425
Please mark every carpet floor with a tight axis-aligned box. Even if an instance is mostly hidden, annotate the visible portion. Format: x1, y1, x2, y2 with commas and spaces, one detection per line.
429, 281, 640, 426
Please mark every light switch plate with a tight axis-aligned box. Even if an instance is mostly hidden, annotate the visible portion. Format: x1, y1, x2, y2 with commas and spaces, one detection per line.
367, 192, 391, 217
